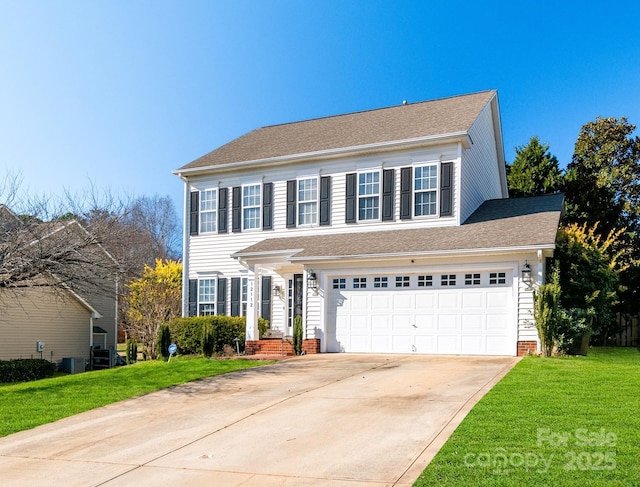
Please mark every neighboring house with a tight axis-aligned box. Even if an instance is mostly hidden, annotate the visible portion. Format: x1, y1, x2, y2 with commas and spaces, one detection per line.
174, 91, 563, 356
0, 206, 118, 369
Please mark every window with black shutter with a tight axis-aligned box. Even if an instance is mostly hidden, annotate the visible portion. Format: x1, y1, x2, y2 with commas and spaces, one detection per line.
261, 276, 272, 322
217, 278, 227, 315
319, 176, 331, 226
345, 173, 357, 223
188, 279, 198, 317
382, 169, 395, 221
232, 186, 241, 232
218, 187, 228, 233
440, 162, 453, 216
400, 167, 412, 220
286, 180, 297, 228
262, 182, 273, 230
189, 192, 199, 236
230, 277, 241, 316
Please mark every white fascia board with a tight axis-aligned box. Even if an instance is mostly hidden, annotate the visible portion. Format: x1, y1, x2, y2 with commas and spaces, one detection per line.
174, 132, 470, 177
289, 244, 556, 263
233, 249, 304, 267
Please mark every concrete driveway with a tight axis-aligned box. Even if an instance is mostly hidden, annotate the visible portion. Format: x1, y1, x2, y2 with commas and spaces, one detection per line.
0, 354, 517, 486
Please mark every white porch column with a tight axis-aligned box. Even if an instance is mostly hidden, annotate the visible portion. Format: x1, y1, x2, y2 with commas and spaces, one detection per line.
245, 267, 260, 341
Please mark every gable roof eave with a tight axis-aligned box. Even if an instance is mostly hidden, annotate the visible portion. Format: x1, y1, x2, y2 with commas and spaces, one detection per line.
174, 132, 472, 178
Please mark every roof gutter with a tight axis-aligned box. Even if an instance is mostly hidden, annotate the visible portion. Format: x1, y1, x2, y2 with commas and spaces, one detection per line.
174, 132, 471, 177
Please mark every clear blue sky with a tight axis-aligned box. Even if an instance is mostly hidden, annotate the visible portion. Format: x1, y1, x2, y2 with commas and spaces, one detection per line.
1, 0, 639, 216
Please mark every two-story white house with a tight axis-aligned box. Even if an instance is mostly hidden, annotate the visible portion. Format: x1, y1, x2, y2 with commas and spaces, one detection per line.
174, 90, 563, 356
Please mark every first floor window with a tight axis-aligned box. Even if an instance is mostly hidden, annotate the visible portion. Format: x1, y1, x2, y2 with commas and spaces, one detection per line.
358, 171, 380, 220
243, 184, 261, 229
200, 189, 217, 233
241, 277, 248, 315
199, 279, 216, 315
332, 278, 346, 289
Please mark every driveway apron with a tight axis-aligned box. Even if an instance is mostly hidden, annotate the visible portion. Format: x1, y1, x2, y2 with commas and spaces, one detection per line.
0, 354, 518, 486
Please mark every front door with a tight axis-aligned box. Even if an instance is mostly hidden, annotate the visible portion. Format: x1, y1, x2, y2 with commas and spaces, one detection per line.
288, 274, 304, 332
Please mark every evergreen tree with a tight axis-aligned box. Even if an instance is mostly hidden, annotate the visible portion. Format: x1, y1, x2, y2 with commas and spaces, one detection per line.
507, 136, 563, 197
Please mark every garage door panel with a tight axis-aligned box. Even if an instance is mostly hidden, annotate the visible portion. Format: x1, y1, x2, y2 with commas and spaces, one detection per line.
461, 314, 483, 330
326, 271, 514, 356
437, 335, 458, 354
438, 293, 459, 308
437, 315, 458, 330
416, 294, 435, 309
461, 335, 484, 354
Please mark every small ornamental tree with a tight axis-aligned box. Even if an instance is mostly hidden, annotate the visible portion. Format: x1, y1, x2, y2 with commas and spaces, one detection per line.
533, 266, 561, 357
293, 315, 303, 355
126, 259, 182, 360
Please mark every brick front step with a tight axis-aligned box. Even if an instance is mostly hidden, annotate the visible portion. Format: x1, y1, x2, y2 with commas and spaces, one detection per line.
246, 338, 321, 356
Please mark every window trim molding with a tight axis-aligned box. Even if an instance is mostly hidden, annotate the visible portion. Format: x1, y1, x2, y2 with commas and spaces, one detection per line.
356, 169, 382, 222
297, 176, 319, 227
199, 188, 218, 234
413, 162, 439, 219
241, 182, 262, 231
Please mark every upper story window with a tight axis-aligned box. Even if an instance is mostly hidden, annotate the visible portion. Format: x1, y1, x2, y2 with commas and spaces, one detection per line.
414, 164, 438, 217
199, 189, 217, 233
198, 279, 216, 316
358, 171, 380, 221
243, 184, 261, 230
298, 178, 318, 225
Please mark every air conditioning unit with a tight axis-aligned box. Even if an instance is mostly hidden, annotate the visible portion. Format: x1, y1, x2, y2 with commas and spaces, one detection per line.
62, 357, 86, 374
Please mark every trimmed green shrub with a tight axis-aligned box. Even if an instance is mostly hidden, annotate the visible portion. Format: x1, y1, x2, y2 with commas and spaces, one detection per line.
0, 359, 56, 383
157, 323, 172, 359
258, 317, 269, 338
167, 316, 246, 355
293, 315, 303, 355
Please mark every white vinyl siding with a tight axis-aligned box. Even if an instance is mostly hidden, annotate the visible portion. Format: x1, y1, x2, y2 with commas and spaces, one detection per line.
200, 189, 217, 233
243, 184, 261, 230
358, 171, 380, 221
298, 178, 318, 225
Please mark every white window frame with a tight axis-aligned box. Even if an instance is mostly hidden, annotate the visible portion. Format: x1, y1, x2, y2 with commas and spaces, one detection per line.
373, 277, 388, 288
241, 277, 248, 316
198, 278, 216, 316
297, 177, 318, 226
353, 277, 367, 289
418, 275, 433, 287
464, 273, 481, 286
200, 189, 217, 233
332, 278, 346, 289
489, 272, 507, 285
358, 170, 381, 221
414, 163, 438, 218
242, 183, 261, 230
441, 274, 457, 286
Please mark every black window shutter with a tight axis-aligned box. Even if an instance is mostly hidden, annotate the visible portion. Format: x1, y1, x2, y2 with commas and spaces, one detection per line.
382, 169, 395, 221
345, 173, 357, 223
232, 186, 241, 233
440, 162, 453, 217
230, 277, 241, 317
286, 180, 297, 228
189, 192, 199, 236
400, 167, 413, 220
262, 182, 273, 230
188, 279, 198, 317
261, 276, 272, 322
217, 277, 227, 315
218, 187, 228, 234
319, 176, 331, 226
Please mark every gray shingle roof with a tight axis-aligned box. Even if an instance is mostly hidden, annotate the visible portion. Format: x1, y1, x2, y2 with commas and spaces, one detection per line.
234, 193, 564, 261
178, 91, 496, 171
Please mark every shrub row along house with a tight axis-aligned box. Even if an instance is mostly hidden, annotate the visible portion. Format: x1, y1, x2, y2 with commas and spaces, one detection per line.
174, 91, 563, 356
0, 206, 118, 371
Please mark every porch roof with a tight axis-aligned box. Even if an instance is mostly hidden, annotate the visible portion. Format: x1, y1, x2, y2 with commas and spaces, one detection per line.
233, 194, 564, 262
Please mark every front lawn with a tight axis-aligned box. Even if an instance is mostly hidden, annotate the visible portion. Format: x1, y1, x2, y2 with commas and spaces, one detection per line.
0, 357, 269, 437
415, 347, 640, 486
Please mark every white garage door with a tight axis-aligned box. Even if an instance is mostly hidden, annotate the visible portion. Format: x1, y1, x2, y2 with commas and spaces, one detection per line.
326, 271, 515, 355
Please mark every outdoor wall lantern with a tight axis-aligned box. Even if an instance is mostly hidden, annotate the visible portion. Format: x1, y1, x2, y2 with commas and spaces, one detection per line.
307, 270, 318, 290
522, 261, 532, 286
272, 284, 282, 298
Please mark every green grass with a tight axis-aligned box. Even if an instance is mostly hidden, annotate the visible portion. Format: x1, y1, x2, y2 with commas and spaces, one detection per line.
0, 357, 269, 437
415, 347, 640, 486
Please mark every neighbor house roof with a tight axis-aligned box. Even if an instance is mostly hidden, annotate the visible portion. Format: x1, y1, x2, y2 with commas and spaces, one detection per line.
177, 90, 497, 173
234, 193, 564, 262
